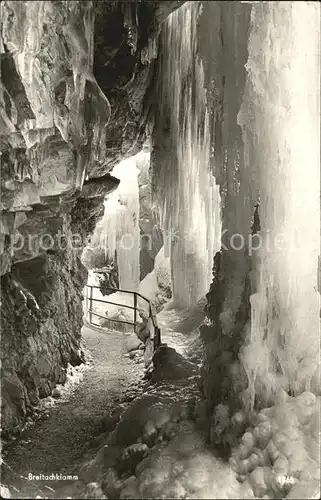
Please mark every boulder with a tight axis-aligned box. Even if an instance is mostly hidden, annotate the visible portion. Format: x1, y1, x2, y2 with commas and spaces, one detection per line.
152, 345, 199, 382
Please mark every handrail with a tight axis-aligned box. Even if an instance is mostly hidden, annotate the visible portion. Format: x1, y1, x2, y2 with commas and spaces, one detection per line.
135, 292, 152, 304
85, 285, 157, 306
85, 284, 139, 295
87, 296, 136, 311
87, 309, 138, 327
84, 284, 161, 350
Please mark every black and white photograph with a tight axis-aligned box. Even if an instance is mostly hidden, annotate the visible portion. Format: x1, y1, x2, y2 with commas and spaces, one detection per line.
0, 1, 320, 498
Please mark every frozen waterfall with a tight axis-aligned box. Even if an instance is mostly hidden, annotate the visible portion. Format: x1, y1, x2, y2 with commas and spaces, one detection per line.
101, 156, 140, 292
238, 2, 321, 408
152, 1, 221, 311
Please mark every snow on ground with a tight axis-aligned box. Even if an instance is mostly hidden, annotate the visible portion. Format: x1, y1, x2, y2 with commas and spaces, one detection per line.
84, 248, 172, 330
157, 300, 205, 355
6, 266, 316, 500
2, 346, 94, 448
74, 311, 256, 500
1, 325, 145, 499
38, 348, 93, 411
85, 269, 159, 328
2, 300, 319, 499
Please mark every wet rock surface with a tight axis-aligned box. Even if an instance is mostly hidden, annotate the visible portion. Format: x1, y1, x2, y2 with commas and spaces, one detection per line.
1, 252, 86, 436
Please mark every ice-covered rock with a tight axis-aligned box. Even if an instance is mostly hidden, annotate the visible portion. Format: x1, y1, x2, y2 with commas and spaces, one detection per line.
81, 482, 107, 499
120, 443, 150, 474
101, 468, 122, 499
0, 485, 11, 499
231, 393, 320, 498
142, 421, 158, 448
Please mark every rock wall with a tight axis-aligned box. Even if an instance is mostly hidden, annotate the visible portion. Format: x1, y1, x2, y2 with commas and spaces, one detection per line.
0, 0, 182, 435
196, 1, 255, 452
198, 2, 320, 460
1, 252, 86, 436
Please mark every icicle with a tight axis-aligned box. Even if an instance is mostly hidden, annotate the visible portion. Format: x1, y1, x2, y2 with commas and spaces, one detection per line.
238, 2, 321, 406
153, 1, 221, 310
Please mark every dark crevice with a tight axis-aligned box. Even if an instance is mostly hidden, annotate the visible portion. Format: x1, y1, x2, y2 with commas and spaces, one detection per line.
1, 47, 35, 125
93, 4, 137, 92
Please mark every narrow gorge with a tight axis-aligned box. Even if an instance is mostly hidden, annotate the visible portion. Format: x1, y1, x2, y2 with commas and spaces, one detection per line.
0, 1, 320, 499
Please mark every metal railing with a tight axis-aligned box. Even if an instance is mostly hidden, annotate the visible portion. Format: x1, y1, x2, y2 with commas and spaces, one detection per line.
84, 284, 161, 350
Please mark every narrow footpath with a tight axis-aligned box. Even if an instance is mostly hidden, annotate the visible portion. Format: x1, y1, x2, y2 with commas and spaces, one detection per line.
1, 324, 144, 498
1, 306, 251, 500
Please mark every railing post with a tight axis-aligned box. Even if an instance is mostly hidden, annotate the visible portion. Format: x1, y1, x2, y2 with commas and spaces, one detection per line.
89, 286, 93, 324
134, 292, 137, 333
155, 327, 161, 350
85, 286, 88, 321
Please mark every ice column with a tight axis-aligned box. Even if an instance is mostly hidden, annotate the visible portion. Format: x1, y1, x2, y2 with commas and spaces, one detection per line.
238, 2, 321, 406
102, 157, 140, 291
153, 1, 221, 310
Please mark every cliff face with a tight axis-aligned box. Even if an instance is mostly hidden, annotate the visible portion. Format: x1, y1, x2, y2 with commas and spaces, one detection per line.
0, 0, 182, 436
196, 1, 254, 451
